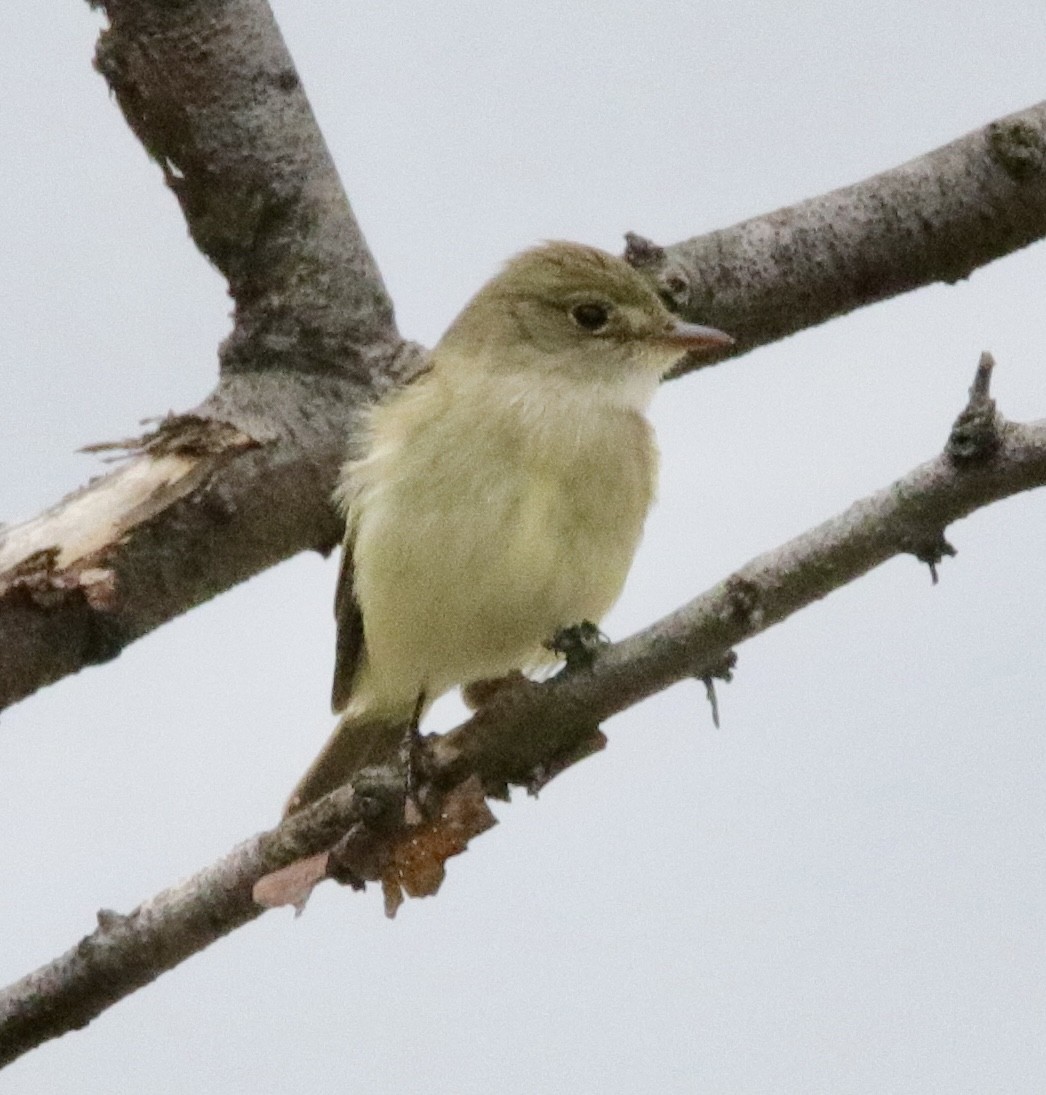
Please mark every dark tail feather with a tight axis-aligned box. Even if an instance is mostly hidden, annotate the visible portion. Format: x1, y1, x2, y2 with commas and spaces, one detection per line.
283, 713, 405, 817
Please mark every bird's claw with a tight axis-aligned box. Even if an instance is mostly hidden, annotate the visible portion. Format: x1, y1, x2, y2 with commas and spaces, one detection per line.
548, 620, 609, 671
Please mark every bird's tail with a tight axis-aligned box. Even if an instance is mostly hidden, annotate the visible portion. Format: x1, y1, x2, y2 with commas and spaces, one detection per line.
283, 709, 407, 817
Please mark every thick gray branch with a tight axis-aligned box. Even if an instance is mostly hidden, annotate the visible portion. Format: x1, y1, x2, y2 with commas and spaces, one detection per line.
3, 368, 1044, 1064
0, 0, 423, 710
94, 0, 397, 379
0, 380, 369, 708
628, 101, 1046, 376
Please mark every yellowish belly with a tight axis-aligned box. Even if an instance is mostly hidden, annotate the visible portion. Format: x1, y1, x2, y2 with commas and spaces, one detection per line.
347, 388, 657, 711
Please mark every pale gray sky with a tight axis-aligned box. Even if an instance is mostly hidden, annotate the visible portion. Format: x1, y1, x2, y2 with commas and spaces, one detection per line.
2, 3, 1046, 1092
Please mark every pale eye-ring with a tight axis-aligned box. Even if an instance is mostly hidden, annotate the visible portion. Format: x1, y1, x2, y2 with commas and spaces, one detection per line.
570, 302, 611, 332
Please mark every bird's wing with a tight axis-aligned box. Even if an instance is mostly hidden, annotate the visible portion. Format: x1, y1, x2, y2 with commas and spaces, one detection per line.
331, 540, 364, 713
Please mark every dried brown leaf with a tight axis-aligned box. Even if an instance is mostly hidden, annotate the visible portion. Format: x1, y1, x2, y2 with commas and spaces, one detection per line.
380, 776, 497, 918
253, 852, 330, 915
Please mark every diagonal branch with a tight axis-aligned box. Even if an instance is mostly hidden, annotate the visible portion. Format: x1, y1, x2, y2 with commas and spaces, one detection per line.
432, 356, 1043, 783
94, 0, 398, 380
0, 772, 401, 1069
3, 356, 1044, 1066
3, 23, 1046, 711
626, 101, 1046, 376
0, 0, 420, 710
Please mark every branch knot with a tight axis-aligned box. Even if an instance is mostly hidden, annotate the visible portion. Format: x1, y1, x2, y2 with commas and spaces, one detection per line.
947, 352, 1003, 465
988, 118, 1046, 182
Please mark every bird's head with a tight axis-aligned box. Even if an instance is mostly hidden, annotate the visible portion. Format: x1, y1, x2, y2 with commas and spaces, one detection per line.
436, 241, 733, 406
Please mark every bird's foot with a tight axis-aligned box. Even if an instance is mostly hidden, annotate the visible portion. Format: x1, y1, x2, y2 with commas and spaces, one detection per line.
547, 620, 609, 671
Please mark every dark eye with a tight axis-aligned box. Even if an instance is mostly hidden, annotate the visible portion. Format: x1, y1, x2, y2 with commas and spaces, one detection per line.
570, 302, 611, 332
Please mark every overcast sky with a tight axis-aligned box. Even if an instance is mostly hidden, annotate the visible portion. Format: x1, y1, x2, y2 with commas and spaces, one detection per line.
3, 3, 1046, 1092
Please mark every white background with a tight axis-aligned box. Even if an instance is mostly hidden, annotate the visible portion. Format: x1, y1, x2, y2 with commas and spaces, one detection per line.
2, 3, 1045, 1092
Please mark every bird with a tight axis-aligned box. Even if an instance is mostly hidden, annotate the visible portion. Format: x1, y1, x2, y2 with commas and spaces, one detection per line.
283, 241, 732, 815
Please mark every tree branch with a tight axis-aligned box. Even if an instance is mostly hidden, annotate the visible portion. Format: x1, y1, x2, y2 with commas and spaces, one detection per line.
0, 0, 422, 710
0, 770, 404, 1069
432, 356, 1042, 784
3, 356, 1043, 1066
94, 0, 397, 380
625, 101, 1046, 376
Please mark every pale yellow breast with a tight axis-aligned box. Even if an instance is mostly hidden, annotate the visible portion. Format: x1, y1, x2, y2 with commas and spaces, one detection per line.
345, 369, 658, 712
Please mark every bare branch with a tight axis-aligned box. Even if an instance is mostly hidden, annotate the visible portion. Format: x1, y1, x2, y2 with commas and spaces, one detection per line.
435, 362, 1042, 785
0, 0, 426, 710
0, 398, 346, 707
626, 102, 1046, 376
3, 357, 1044, 1063
94, 0, 398, 380
0, 770, 406, 1068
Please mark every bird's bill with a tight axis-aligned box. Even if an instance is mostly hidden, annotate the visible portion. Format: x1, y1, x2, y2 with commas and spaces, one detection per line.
660, 319, 735, 351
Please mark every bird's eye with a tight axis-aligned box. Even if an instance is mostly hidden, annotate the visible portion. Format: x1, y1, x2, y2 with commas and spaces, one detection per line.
570, 302, 611, 332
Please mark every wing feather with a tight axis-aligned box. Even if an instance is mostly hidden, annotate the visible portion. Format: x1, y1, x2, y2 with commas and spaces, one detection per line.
331, 542, 364, 712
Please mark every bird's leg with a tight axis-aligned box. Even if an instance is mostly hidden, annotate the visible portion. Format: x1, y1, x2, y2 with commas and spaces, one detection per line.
547, 620, 609, 672
399, 690, 427, 809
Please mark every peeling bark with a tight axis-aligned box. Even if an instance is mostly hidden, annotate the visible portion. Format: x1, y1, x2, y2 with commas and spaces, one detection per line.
0, 0, 423, 709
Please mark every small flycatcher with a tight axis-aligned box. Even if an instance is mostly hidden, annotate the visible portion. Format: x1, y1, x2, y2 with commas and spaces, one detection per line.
285, 242, 732, 814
